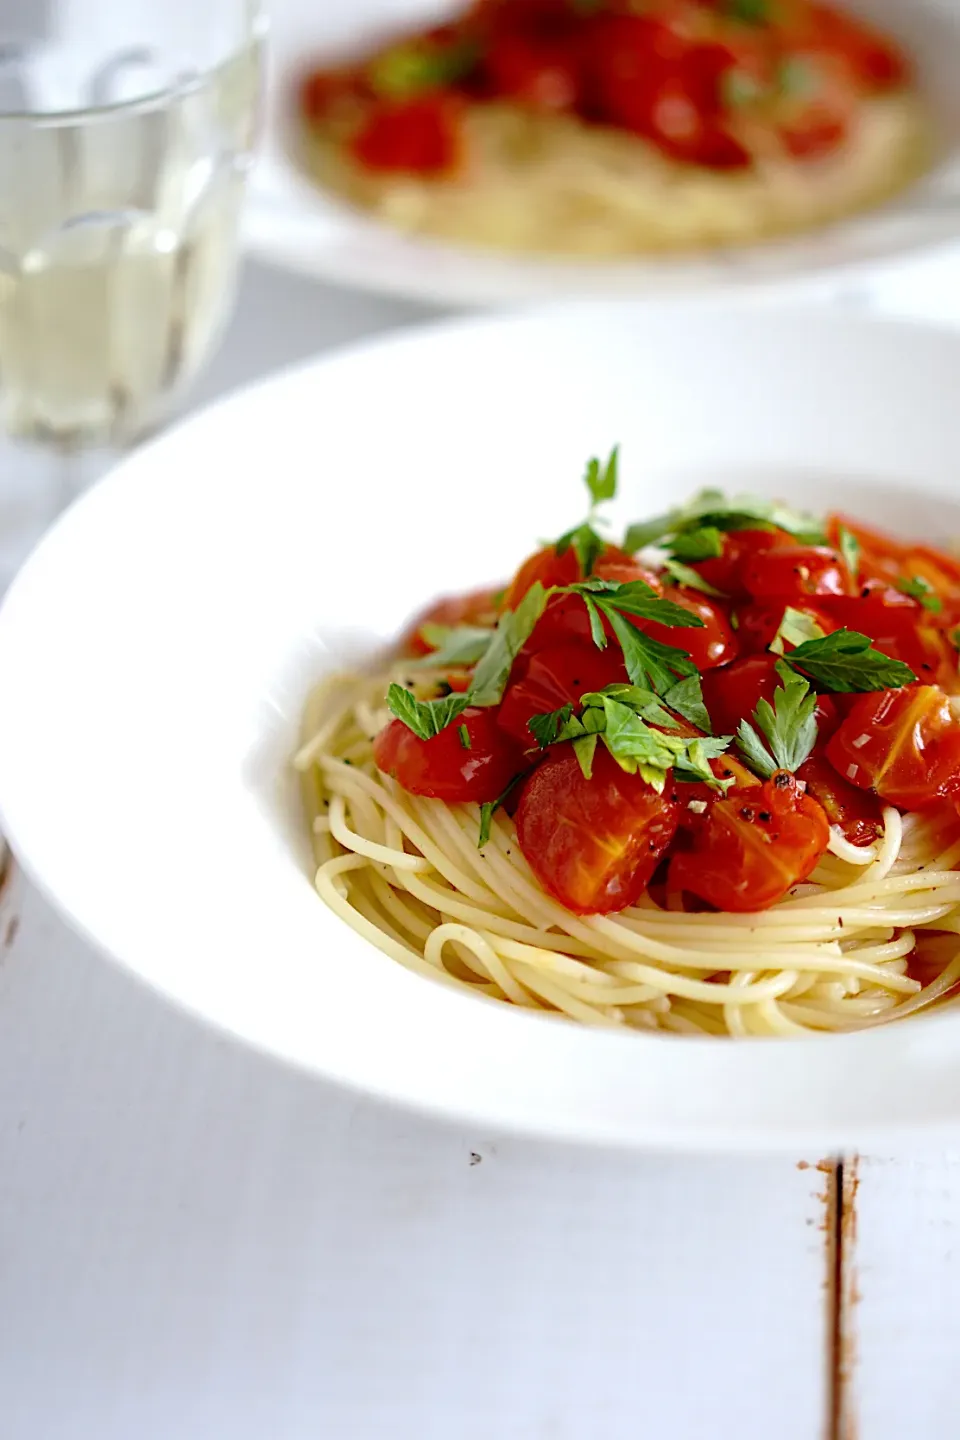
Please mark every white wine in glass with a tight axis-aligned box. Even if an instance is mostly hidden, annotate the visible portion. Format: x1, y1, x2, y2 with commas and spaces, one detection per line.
0, 0, 265, 579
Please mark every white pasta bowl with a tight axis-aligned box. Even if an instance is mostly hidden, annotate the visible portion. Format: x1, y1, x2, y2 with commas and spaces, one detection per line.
246, 0, 960, 304
5, 303, 960, 1152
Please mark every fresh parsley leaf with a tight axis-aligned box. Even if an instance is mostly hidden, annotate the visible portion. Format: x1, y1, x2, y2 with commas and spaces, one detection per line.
784, 629, 917, 693
555, 521, 605, 579
769, 605, 826, 656
458, 724, 471, 750
951, 625, 960, 653
604, 608, 696, 694
837, 525, 860, 586
736, 665, 818, 778
573, 733, 599, 778
585, 581, 706, 628
581, 683, 679, 729
599, 697, 677, 790
584, 445, 619, 507
413, 623, 493, 668
386, 683, 470, 740
529, 703, 574, 749
625, 488, 826, 555
896, 575, 944, 614
778, 55, 819, 96
470, 582, 549, 707
581, 591, 607, 648
661, 559, 728, 598
662, 673, 713, 734
668, 527, 724, 562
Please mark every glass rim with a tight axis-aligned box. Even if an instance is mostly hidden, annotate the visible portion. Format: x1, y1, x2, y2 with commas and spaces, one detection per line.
0, 8, 266, 123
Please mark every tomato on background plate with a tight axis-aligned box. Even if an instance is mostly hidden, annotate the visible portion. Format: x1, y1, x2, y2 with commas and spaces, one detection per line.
515, 744, 680, 914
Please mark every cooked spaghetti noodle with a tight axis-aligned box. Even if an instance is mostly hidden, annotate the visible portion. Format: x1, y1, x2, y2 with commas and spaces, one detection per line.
295, 668, 960, 1038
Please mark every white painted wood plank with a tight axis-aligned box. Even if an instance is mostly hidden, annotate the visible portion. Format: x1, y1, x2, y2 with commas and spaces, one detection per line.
0, 884, 831, 1440
842, 1152, 960, 1440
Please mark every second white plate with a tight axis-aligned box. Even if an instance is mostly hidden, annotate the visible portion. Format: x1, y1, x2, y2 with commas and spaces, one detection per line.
246, 0, 960, 306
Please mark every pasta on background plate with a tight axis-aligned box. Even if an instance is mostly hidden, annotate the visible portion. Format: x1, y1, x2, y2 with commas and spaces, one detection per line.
294, 0, 929, 256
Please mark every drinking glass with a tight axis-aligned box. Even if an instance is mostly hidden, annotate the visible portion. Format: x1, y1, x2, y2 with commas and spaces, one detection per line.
0, 0, 266, 583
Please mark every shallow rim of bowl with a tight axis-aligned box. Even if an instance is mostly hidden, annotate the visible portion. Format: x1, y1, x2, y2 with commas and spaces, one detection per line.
6, 302, 960, 1152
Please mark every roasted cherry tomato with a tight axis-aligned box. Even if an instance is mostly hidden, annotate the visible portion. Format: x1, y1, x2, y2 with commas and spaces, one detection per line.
807, 1, 909, 88
818, 585, 959, 692
692, 527, 793, 597
633, 586, 738, 671
773, 52, 853, 160
497, 643, 628, 748
795, 750, 884, 846
515, 744, 680, 914
373, 708, 525, 802
826, 685, 960, 810
670, 770, 830, 911
741, 544, 850, 600
527, 555, 662, 650
502, 542, 635, 610
700, 653, 839, 739
351, 95, 463, 175
401, 586, 503, 657
485, 29, 582, 109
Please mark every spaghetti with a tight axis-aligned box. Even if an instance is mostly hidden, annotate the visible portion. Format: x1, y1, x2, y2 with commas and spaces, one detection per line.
294, 462, 960, 1038
295, 670, 960, 1037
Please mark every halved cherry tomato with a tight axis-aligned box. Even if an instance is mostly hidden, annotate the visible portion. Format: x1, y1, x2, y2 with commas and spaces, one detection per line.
401, 586, 503, 656
824, 513, 908, 583
497, 643, 628, 748
693, 527, 793, 598
633, 586, 738, 670
670, 770, 830, 911
741, 544, 850, 600
700, 652, 839, 739
502, 542, 635, 610
373, 708, 525, 802
351, 95, 463, 175
795, 750, 884, 845
826, 685, 960, 810
515, 744, 680, 914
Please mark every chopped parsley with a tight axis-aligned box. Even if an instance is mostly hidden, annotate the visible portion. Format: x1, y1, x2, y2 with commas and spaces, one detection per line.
414, 623, 495, 668
555, 445, 620, 577
458, 724, 472, 750
660, 558, 728, 597
368, 37, 479, 100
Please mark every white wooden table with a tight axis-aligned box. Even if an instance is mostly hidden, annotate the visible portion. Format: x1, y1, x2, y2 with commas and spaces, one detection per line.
2, 255, 960, 1440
